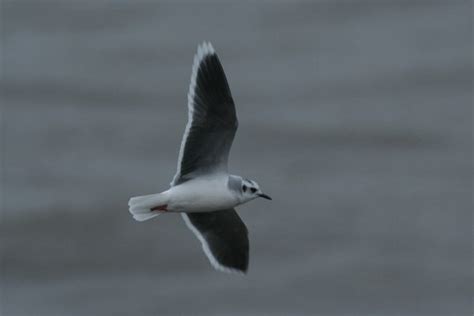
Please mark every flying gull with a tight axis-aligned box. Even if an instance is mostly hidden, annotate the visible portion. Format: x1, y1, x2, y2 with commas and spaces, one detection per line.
128, 42, 271, 274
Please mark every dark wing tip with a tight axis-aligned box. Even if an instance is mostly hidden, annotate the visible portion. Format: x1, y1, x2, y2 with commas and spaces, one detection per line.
192, 43, 235, 118
201, 228, 249, 274
216, 248, 249, 274
213, 260, 248, 275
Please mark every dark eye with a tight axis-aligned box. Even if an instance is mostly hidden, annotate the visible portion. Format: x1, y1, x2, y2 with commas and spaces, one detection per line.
242, 185, 247, 192
250, 188, 257, 193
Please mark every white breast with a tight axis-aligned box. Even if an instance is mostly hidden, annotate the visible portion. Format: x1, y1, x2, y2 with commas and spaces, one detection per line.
167, 174, 239, 212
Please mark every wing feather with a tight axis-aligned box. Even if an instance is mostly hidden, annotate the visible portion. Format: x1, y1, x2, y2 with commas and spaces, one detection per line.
182, 209, 249, 273
172, 42, 237, 186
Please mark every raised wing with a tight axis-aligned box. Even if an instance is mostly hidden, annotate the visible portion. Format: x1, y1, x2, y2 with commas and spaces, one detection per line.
182, 209, 249, 273
172, 42, 237, 186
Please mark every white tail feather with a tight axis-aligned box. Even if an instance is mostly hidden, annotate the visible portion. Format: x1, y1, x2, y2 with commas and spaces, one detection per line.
132, 212, 160, 222
128, 192, 168, 222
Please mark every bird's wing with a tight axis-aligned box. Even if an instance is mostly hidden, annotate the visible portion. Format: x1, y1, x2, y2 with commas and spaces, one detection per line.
172, 42, 238, 186
182, 209, 249, 273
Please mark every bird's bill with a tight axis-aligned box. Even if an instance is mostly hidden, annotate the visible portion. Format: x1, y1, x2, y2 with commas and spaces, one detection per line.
258, 193, 272, 200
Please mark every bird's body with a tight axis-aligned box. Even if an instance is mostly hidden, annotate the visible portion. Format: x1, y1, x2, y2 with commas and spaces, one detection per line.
135, 174, 241, 213
128, 42, 270, 273
169, 174, 240, 212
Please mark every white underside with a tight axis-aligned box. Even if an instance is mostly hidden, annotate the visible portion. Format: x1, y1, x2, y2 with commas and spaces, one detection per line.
128, 174, 240, 221
168, 174, 239, 212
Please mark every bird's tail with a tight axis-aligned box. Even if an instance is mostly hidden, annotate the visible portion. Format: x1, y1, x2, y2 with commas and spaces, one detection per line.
128, 192, 168, 222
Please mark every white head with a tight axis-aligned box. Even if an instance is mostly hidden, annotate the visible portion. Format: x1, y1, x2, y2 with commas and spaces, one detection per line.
239, 178, 272, 203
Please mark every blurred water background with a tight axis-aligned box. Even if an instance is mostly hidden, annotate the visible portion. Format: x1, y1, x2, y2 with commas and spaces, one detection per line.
1, 1, 472, 315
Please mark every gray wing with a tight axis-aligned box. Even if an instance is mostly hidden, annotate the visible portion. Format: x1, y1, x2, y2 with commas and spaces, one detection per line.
172, 42, 238, 186
182, 209, 249, 273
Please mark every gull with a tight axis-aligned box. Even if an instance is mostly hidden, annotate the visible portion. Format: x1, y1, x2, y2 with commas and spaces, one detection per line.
128, 42, 271, 274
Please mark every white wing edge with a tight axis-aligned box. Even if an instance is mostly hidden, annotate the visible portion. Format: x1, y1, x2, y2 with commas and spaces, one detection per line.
172, 41, 216, 186
181, 213, 245, 275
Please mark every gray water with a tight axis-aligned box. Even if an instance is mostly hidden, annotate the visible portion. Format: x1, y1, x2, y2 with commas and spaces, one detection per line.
1, 1, 472, 315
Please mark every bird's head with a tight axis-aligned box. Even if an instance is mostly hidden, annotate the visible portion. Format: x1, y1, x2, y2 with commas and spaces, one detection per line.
240, 178, 272, 202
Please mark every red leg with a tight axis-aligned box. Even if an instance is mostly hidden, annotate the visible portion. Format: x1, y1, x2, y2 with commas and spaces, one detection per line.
151, 204, 168, 212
